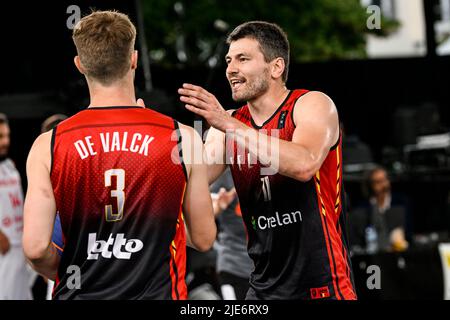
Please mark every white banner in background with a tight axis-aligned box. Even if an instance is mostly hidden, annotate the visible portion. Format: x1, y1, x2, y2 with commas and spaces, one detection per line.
439, 243, 450, 300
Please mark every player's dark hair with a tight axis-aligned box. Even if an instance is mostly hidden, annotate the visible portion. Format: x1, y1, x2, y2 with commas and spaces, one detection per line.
226, 21, 290, 82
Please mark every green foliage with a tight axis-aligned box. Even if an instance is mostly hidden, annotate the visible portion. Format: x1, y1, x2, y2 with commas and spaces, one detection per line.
141, 0, 398, 66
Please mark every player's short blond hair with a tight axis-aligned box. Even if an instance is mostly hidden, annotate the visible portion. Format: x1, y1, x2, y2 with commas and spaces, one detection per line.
72, 10, 137, 86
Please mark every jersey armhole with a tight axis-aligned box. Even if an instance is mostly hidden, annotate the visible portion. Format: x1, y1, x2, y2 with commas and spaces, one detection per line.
330, 127, 341, 151
290, 90, 311, 128
50, 126, 57, 176
173, 120, 188, 181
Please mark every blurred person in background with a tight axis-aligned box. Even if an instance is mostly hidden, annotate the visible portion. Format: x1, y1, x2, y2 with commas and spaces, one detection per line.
350, 166, 409, 254
41, 114, 68, 134
211, 168, 252, 300
0, 113, 33, 300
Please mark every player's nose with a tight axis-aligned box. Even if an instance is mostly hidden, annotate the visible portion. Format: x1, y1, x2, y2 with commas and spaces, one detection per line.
226, 61, 239, 77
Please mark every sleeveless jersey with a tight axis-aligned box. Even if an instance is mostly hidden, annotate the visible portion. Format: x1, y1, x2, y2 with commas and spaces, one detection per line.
228, 90, 357, 300
51, 106, 187, 300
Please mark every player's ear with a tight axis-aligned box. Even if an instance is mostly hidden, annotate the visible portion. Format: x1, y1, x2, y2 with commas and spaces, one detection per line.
74, 56, 85, 74
271, 57, 285, 80
131, 50, 138, 70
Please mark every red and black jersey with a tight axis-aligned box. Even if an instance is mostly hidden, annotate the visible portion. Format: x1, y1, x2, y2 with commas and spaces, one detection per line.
227, 90, 357, 300
50, 106, 187, 300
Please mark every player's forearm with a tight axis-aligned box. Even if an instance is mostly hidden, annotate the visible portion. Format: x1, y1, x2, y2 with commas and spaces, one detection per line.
206, 163, 226, 185
26, 243, 60, 280
227, 121, 318, 181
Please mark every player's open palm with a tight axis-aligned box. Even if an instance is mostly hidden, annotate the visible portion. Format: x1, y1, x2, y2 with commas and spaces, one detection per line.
178, 83, 233, 132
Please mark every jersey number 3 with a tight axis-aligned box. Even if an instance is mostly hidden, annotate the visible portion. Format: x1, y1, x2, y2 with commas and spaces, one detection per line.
104, 169, 125, 222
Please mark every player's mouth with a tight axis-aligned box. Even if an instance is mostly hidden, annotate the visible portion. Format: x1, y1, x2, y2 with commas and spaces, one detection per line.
230, 78, 246, 91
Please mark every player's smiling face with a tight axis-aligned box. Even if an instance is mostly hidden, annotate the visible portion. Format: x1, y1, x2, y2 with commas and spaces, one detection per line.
225, 37, 271, 102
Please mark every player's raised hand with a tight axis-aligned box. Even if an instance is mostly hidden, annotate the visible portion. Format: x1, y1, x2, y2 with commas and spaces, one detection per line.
178, 83, 237, 132
217, 187, 237, 210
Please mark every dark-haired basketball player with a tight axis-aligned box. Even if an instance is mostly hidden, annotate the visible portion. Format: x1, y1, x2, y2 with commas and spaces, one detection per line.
179, 21, 356, 300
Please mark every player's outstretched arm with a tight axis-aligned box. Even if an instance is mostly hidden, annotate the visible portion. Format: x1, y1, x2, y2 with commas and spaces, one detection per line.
179, 84, 339, 182
23, 131, 60, 280
178, 124, 216, 252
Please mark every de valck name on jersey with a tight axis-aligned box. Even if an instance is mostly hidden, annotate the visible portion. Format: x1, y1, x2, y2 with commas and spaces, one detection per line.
74, 131, 155, 159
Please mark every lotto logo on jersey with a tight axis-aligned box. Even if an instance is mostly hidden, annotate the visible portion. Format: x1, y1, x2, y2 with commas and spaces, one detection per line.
87, 233, 144, 260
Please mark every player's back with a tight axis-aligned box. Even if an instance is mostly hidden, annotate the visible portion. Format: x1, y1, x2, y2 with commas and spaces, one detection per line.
50, 106, 187, 300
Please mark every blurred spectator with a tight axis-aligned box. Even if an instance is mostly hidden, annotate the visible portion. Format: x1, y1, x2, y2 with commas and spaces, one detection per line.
41, 114, 68, 133
349, 165, 409, 254
211, 169, 252, 300
0, 113, 33, 299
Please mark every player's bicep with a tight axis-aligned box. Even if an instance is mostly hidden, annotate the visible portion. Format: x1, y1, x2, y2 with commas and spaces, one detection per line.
292, 92, 339, 165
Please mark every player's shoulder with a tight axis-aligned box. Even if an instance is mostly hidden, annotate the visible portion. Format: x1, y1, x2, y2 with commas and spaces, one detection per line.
30, 130, 53, 155
26, 130, 52, 171
37, 130, 53, 144
296, 90, 334, 104
294, 90, 337, 115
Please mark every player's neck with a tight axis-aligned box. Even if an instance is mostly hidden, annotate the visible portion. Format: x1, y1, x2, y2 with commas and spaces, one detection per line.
247, 84, 289, 125
87, 78, 138, 108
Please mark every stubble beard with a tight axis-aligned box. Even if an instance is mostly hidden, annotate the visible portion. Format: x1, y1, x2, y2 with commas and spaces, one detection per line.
232, 68, 270, 103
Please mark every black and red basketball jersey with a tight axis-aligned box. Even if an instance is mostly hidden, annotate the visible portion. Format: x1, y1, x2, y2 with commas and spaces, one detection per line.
228, 90, 357, 300
50, 106, 187, 300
